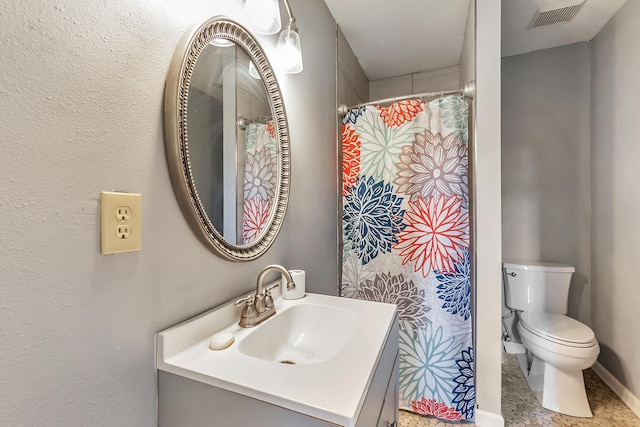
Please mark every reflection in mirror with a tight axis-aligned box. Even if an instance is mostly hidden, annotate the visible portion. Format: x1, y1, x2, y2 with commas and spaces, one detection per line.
164, 17, 290, 261
188, 43, 275, 245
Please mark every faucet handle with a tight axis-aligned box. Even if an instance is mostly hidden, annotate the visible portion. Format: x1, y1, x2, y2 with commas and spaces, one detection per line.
264, 283, 279, 309
235, 294, 254, 306
235, 294, 257, 319
265, 283, 279, 295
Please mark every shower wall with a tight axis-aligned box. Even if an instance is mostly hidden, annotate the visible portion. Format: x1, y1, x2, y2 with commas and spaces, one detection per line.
369, 65, 461, 101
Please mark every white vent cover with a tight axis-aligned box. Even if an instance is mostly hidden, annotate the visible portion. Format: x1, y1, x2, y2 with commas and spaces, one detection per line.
528, 1, 586, 29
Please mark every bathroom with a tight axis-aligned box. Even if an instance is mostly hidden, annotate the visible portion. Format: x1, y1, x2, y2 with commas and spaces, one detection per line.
0, 0, 637, 426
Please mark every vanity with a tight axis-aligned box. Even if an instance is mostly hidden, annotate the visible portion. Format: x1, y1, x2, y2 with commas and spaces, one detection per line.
156, 290, 399, 426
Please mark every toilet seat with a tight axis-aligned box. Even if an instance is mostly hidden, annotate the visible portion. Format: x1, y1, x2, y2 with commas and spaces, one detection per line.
519, 311, 596, 348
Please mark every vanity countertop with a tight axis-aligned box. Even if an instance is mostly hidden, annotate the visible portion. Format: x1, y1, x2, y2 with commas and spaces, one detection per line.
156, 292, 397, 427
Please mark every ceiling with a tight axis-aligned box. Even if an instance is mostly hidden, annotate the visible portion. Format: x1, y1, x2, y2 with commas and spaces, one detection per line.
323, 0, 628, 81
502, 0, 627, 56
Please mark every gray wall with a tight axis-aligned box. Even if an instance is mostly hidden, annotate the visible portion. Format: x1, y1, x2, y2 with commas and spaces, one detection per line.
337, 26, 369, 107
501, 43, 592, 332
0, 0, 338, 425
591, 0, 640, 397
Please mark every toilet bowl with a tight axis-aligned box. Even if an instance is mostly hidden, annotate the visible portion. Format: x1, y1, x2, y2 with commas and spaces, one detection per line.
517, 311, 600, 417
503, 261, 600, 417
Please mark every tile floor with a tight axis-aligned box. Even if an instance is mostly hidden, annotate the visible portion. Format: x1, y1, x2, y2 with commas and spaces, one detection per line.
398, 353, 640, 426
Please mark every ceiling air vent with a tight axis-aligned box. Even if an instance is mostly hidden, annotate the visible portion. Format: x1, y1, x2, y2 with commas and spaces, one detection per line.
528, 1, 586, 29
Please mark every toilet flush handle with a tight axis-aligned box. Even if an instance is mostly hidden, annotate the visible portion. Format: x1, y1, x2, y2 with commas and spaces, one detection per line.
506, 271, 517, 277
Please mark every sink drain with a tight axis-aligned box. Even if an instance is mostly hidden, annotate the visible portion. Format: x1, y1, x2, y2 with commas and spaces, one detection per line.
279, 360, 296, 365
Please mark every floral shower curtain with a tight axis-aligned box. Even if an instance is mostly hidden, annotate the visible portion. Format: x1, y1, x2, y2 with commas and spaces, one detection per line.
340, 97, 474, 422
242, 120, 277, 244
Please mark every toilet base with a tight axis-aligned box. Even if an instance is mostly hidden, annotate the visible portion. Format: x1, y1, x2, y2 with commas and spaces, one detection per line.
517, 353, 593, 418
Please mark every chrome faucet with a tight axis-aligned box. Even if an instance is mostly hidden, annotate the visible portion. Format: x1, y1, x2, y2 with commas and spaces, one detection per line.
235, 265, 296, 328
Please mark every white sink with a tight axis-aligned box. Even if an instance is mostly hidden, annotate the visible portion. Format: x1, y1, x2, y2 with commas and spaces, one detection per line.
156, 291, 397, 427
239, 303, 358, 365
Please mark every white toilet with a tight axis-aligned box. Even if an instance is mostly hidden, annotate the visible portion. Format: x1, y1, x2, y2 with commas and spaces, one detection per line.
503, 261, 600, 418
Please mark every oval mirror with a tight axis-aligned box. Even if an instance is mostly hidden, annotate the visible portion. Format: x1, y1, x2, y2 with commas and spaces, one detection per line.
164, 17, 290, 261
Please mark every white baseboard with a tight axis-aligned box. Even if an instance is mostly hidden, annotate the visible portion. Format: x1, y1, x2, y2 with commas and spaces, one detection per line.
591, 362, 640, 418
475, 408, 505, 427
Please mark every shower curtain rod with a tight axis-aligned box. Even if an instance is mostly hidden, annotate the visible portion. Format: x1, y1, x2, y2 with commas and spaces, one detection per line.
236, 115, 273, 130
338, 80, 476, 115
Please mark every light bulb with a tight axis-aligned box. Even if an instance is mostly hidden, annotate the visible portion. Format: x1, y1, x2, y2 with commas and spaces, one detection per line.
276, 28, 303, 73
280, 37, 300, 69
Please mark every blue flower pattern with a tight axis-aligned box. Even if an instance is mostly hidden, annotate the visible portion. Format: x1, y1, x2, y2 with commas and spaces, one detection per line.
342, 106, 366, 125
343, 175, 405, 265
435, 249, 471, 320
452, 347, 475, 419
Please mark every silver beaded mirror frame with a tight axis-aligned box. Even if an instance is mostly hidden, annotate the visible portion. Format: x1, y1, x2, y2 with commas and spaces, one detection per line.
164, 16, 290, 261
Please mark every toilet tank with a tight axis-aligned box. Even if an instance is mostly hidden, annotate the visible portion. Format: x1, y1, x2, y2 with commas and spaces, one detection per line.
503, 261, 575, 314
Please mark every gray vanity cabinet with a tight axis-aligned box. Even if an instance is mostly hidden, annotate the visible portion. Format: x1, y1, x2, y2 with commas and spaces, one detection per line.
355, 313, 399, 427
158, 313, 399, 427
376, 357, 400, 427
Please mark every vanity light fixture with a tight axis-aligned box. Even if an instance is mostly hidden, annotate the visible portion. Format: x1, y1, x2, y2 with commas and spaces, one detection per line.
244, 0, 281, 35
275, 0, 303, 73
243, 0, 304, 74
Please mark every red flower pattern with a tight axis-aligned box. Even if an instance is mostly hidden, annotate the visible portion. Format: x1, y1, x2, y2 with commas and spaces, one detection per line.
411, 397, 463, 421
394, 195, 469, 276
266, 120, 276, 138
379, 100, 424, 127
242, 198, 272, 244
342, 124, 361, 195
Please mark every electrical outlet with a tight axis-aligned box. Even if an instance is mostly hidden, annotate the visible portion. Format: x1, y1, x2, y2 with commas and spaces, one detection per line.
116, 206, 131, 221
116, 224, 132, 239
100, 191, 141, 254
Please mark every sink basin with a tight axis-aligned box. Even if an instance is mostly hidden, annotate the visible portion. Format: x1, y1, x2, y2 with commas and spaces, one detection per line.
156, 292, 397, 426
239, 303, 358, 365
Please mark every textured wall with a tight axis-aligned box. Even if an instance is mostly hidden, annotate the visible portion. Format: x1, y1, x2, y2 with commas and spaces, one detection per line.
0, 0, 337, 425
502, 43, 592, 332
591, 0, 640, 397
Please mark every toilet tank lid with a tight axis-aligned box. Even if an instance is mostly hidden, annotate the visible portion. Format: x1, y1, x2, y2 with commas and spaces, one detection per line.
503, 261, 575, 273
